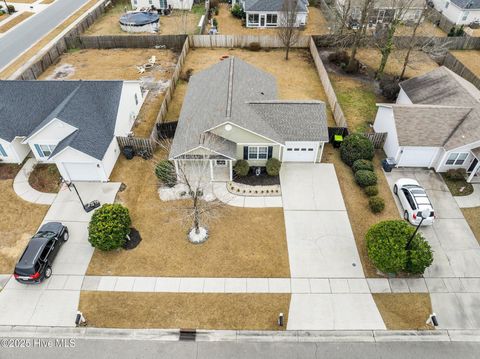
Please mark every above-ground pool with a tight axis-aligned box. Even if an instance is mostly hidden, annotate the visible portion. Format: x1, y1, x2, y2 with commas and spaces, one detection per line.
119, 12, 159, 33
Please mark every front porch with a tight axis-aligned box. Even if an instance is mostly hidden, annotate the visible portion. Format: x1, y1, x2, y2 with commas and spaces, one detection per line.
467, 148, 480, 183
173, 159, 233, 183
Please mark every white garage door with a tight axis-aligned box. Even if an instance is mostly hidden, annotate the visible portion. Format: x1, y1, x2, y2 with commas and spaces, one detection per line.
397, 147, 438, 167
63, 162, 103, 182
283, 142, 318, 162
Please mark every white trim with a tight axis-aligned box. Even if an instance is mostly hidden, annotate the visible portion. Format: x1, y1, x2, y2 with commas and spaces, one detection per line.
209, 160, 214, 181
172, 145, 236, 160
229, 160, 233, 181
205, 121, 283, 146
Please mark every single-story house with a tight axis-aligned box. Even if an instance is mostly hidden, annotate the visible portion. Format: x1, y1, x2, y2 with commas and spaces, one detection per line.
0, 80, 144, 182
169, 57, 328, 181
335, 0, 424, 24
432, 0, 480, 25
233, 0, 309, 28
373, 66, 480, 182
131, 0, 193, 11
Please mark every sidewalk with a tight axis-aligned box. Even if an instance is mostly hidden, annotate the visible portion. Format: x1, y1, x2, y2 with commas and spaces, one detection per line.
13, 158, 57, 205
454, 184, 480, 208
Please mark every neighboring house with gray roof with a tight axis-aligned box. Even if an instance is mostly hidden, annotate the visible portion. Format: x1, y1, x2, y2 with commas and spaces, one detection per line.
169, 57, 328, 181
432, 0, 480, 25
0, 80, 144, 182
373, 66, 480, 182
233, 0, 309, 28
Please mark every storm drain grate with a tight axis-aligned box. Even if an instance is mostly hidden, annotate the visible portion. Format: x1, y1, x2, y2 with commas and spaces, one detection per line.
179, 329, 196, 341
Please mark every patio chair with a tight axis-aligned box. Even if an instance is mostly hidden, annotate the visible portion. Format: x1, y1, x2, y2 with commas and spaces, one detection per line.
136, 65, 145, 74
149, 55, 156, 65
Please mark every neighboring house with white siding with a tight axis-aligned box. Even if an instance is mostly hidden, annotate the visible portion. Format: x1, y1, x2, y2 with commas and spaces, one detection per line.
169, 57, 329, 182
0, 81, 144, 182
373, 66, 480, 182
431, 0, 480, 25
131, 0, 193, 10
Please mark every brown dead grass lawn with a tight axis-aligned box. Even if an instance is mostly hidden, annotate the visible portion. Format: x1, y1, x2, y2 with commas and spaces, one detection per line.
462, 207, 480, 245
80, 292, 290, 330
0, 0, 100, 79
28, 164, 61, 193
213, 4, 328, 35
356, 48, 439, 79
0, 11, 34, 33
41, 0, 56, 4
394, 21, 447, 37
86, 153, 290, 277
7, 0, 36, 3
450, 50, 480, 79
0, 179, 49, 273
0, 13, 9, 23
177, 48, 335, 126
323, 145, 400, 277
373, 293, 433, 330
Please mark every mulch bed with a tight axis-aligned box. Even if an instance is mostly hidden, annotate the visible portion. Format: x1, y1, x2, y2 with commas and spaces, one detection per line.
0, 164, 22, 180
28, 164, 61, 193
123, 228, 142, 250
233, 168, 280, 186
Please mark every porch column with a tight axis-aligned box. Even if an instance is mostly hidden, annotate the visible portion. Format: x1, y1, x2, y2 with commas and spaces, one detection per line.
209, 160, 214, 181
229, 160, 233, 181
174, 160, 180, 181
468, 160, 480, 183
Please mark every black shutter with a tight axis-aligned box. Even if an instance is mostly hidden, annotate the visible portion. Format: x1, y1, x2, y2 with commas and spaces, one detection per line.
267, 146, 273, 159
243, 146, 248, 160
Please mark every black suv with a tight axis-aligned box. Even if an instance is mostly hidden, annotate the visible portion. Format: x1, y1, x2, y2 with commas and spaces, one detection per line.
14, 222, 69, 284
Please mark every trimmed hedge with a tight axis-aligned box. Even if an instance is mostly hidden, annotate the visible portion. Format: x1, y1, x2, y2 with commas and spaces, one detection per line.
364, 185, 379, 197
155, 160, 176, 187
369, 196, 385, 213
366, 220, 433, 274
352, 159, 374, 173
340, 134, 374, 167
88, 204, 131, 251
266, 158, 281, 176
445, 168, 467, 181
355, 170, 377, 187
234, 159, 250, 177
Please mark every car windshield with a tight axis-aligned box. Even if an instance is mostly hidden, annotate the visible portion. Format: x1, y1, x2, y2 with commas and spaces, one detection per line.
410, 189, 426, 195
35, 231, 55, 239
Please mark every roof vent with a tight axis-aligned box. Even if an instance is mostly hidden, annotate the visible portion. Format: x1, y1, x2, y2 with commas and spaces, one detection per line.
260, 92, 264, 95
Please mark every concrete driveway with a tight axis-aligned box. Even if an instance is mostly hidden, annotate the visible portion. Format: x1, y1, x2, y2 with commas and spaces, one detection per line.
0, 182, 120, 327
280, 164, 385, 330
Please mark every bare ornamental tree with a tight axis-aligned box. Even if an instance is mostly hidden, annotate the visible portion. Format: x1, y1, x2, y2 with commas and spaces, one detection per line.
278, 0, 301, 60
345, 0, 374, 72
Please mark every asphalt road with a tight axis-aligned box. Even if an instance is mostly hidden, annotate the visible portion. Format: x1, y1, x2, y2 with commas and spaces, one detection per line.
0, 0, 91, 73
1, 340, 480, 359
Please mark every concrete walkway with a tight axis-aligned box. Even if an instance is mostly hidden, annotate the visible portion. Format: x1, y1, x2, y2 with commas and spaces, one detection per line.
0, 182, 120, 327
212, 182, 282, 208
13, 158, 57, 205
454, 184, 480, 208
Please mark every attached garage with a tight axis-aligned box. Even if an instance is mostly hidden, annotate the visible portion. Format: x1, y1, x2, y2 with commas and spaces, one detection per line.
396, 147, 439, 168
61, 162, 105, 182
282, 141, 319, 162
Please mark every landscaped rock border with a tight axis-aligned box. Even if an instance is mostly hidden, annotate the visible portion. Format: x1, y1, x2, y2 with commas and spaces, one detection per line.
227, 181, 281, 197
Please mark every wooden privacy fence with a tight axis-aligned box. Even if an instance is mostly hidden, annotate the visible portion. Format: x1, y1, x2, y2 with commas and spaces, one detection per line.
309, 37, 348, 128
443, 52, 480, 89
66, 35, 187, 51
364, 132, 387, 149
117, 136, 155, 156
157, 121, 178, 139
189, 34, 311, 48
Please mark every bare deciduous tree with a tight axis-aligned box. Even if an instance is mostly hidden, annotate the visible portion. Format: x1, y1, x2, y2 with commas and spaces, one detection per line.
334, 0, 352, 36
346, 0, 374, 72
278, 0, 301, 60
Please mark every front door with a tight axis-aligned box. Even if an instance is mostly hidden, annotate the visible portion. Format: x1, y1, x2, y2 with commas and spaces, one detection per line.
260, 14, 265, 27
468, 158, 479, 173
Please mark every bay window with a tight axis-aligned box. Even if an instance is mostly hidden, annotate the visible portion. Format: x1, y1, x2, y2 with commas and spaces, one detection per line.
446, 152, 468, 166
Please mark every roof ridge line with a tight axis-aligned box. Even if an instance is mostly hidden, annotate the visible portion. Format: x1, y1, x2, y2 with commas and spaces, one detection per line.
226, 57, 234, 118
443, 107, 474, 147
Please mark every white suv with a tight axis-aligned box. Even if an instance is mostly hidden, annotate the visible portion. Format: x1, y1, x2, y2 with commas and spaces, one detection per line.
393, 178, 435, 226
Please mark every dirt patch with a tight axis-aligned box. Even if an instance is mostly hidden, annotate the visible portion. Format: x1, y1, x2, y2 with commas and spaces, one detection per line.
85, 0, 203, 35
0, 163, 22, 180
450, 50, 480, 78
0, 179, 49, 273
323, 144, 400, 277
28, 164, 61, 193
394, 20, 447, 37
373, 293, 433, 330
79, 291, 290, 330
171, 48, 335, 126
212, 4, 329, 35
39, 48, 177, 137
441, 173, 474, 197
356, 48, 439, 79
462, 207, 480, 245
86, 153, 290, 277
0, 11, 34, 33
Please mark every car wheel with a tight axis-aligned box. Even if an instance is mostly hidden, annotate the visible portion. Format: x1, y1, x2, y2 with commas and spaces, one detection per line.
393, 184, 398, 195
63, 229, 69, 242
45, 266, 52, 278
404, 210, 409, 221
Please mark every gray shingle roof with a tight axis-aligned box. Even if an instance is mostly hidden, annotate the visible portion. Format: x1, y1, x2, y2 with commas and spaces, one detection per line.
0, 80, 123, 160
244, 0, 308, 12
169, 57, 328, 159
451, 0, 480, 10
398, 66, 480, 151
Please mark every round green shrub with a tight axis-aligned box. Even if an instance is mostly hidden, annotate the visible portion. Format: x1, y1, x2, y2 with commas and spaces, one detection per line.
352, 159, 374, 173
355, 170, 377, 187
366, 220, 433, 275
340, 133, 374, 166
234, 160, 250, 177
88, 204, 131, 251
364, 185, 379, 197
155, 160, 177, 187
369, 196, 385, 213
266, 158, 281, 176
